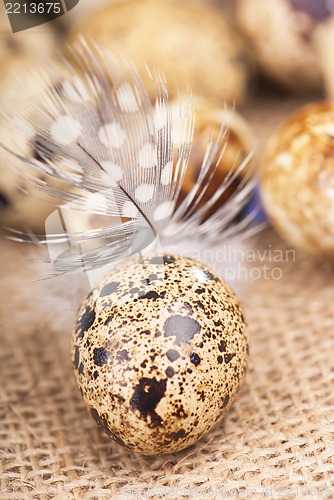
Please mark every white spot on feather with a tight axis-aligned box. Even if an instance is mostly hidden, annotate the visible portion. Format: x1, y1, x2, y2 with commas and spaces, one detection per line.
161, 161, 173, 185
116, 83, 140, 113
13, 118, 35, 140
135, 183, 155, 203
155, 101, 168, 130
61, 159, 83, 174
98, 123, 126, 148
50, 115, 82, 146
62, 77, 90, 103
153, 201, 175, 221
100, 161, 123, 185
66, 172, 82, 184
122, 201, 139, 218
138, 143, 156, 169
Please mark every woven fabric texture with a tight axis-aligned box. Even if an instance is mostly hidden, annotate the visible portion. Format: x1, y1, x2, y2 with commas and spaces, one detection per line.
1, 227, 333, 500
1, 95, 334, 499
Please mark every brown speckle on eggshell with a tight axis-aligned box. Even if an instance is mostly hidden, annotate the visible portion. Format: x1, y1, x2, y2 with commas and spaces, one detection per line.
72, 254, 248, 455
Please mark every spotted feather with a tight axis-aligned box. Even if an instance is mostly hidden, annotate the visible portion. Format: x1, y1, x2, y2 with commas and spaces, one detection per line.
0, 40, 262, 276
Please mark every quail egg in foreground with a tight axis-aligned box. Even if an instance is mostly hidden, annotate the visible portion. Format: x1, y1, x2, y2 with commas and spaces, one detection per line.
72, 254, 248, 455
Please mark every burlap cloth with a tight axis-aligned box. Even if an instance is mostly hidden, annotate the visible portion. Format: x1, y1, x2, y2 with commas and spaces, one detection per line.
1, 96, 334, 499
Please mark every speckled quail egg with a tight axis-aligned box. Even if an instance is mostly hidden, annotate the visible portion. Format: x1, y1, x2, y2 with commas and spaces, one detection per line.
0, 117, 59, 233
72, 254, 248, 455
175, 98, 255, 218
236, 0, 334, 96
0, 102, 71, 233
0, 19, 58, 232
69, 0, 251, 105
261, 101, 334, 258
